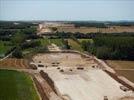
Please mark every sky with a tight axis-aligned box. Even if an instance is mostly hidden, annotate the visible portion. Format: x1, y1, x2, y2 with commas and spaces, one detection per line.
0, 0, 134, 21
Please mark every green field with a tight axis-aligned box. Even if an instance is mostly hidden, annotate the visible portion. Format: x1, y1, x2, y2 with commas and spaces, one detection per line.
50, 39, 64, 46
0, 41, 13, 56
68, 39, 83, 52
40, 38, 64, 47
22, 38, 64, 55
0, 70, 40, 100
78, 39, 93, 43
40, 38, 50, 46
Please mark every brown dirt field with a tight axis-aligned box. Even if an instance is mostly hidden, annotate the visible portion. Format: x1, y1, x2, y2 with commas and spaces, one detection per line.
106, 60, 134, 69
57, 26, 134, 33
105, 60, 134, 83
115, 70, 134, 83
0, 58, 30, 69
120, 96, 134, 100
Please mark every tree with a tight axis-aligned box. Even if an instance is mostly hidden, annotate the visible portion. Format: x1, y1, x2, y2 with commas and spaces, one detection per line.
11, 31, 26, 46
81, 36, 134, 60
64, 40, 70, 49
51, 27, 57, 32
12, 48, 23, 58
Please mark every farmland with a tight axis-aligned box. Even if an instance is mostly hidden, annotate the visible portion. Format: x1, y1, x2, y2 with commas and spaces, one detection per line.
0, 70, 40, 100
57, 26, 134, 34
106, 60, 134, 82
106, 60, 134, 69
115, 70, 134, 83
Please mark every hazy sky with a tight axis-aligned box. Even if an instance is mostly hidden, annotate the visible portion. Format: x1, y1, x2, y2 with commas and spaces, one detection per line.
0, 0, 134, 21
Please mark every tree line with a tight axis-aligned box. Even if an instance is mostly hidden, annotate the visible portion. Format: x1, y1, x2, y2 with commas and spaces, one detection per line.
55, 32, 134, 39
68, 21, 134, 27
81, 36, 134, 60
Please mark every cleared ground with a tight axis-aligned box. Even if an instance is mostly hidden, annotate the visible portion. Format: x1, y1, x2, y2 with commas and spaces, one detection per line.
57, 26, 134, 33
44, 69, 134, 100
0, 58, 29, 69
33, 53, 96, 68
106, 60, 134, 83
33, 53, 134, 100
0, 70, 40, 100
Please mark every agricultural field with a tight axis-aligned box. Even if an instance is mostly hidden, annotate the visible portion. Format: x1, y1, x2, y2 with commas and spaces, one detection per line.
115, 70, 134, 83
106, 60, 134, 83
57, 26, 134, 33
68, 39, 83, 52
0, 58, 29, 69
106, 60, 134, 69
0, 70, 40, 100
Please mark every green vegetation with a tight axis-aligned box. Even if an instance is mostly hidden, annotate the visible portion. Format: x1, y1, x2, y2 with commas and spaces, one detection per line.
39, 38, 83, 51
22, 38, 64, 55
21, 39, 47, 56
81, 36, 134, 60
0, 22, 41, 58
0, 21, 38, 58
40, 38, 64, 47
50, 39, 64, 46
70, 21, 107, 28
78, 39, 93, 43
11, 31, 26, 46
0, 21, 37, 29
56, 31, 134, 39
40, 38, 50, 46
0, 41, 13, 57
68, 39, 83, 52
1, 21, 134, 60
0, 70, 40, 100
69, 21, 134, 27
12, 48, 23, 58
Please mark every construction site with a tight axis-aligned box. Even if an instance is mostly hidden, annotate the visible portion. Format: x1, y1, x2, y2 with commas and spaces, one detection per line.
31, 50, 134, 100
1, 1, 134, 99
